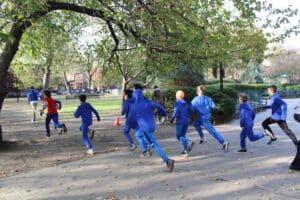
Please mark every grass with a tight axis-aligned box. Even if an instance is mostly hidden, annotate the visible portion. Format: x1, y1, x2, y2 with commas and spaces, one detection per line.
58, 97, 122, 117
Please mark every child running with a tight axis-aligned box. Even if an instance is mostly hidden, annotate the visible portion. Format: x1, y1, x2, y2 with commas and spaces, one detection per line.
190, 85, 229, 152
42, 90, 67, 138
74, 94, 100, 156
133, 88, 175, 172
121, 89, 138, 151
27, 86, 41, 122
170, 90, 194, 156
238, 94, 272, 152
261, 85, 298, 145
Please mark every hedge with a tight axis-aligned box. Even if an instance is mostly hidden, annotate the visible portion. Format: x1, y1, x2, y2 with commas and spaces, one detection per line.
206, 83, 269, 92
286, 84, 300, 93
145, 87, 238, 124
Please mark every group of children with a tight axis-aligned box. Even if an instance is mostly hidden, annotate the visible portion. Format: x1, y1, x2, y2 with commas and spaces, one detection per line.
28, 84, 299, 173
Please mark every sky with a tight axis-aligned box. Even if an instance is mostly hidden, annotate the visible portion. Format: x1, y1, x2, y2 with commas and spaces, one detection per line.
267, 0, 300, 50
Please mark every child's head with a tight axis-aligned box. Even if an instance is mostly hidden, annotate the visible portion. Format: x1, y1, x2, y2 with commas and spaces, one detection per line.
239, 93, 248, 104
79, 94, 87, 103
44, 90, 51, 97
124, 89, 133, 100
176, 90, 185, 100
267, 85, 277, 96
197, 85, 206, 96
133, 83, 144, 91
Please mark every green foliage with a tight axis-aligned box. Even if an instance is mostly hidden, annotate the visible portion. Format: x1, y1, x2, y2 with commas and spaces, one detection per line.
207, 83, 269, 92
146, 86, 238, 123
286, 84, 300, 93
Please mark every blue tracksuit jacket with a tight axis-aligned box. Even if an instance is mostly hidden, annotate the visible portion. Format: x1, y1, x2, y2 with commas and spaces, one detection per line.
133, 89, 166, 133
27, 89, 40, 102
74, 102, 100, 126
121, 98, 137, 128
263, 93, 287, 121
170, 99, 190, 125
190, 95, 216, 120
239, 103, 255, 128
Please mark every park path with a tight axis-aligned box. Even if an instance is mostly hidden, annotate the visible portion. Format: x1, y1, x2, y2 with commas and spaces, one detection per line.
0, 99, 300, 200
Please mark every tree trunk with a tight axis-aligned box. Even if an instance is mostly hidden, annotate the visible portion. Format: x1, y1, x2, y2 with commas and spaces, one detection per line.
0, 125, 3, 143
63, 71, 71, 93
42, 65, 51, 90
121, 77, 129, 101
219, 62, 225, 93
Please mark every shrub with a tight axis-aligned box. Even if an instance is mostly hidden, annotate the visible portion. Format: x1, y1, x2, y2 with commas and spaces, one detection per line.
146, 87, 238, 124
287, 84, 300, 93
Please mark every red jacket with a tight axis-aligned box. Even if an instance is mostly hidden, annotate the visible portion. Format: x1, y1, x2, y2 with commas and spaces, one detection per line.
44, 97, 58, 114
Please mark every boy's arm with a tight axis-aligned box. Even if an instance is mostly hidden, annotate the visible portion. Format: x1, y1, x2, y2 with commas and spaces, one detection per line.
121, 101, 129, 116
74, 106, 81, 118
240, 108, 246, 128
55, 100, 62, 110
278, 99, 287, 120
208, 97, 216, 111
27, 92, 30, 103
170, 103, 178, 123
151, 101, 166, 116
90, 104, 100, 121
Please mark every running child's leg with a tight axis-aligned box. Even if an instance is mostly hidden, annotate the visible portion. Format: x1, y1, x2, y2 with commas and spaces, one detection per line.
240, 128, 247, 150
245, 127, 264, 142
277, 120, 298, 145
176, 125, 189, 151
45, 114, 52, 137
135, 130, 148, 152
202, 120, 225, 144
144, 131, 169, 163
262, 117, 276, 137
194, 119, 204, 139
123, 123, 134, 145
81, 125, 93, 150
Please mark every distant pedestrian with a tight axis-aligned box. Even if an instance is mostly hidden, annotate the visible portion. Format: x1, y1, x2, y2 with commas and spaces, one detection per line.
27, 86, 41, 122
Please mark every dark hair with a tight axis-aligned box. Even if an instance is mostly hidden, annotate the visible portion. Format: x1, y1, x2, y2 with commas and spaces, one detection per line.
44, 90, 51, 97
30, 86, 34, 90
124, 89, 133, 98
133, 83, 144, 90
79, 94, 87, 102
239, 93, 248, 102
154, 85, 159, 89
268, 85, 277, 92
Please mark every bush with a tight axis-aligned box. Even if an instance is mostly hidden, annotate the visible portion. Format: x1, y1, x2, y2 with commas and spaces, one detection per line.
287, 84, 300, 93
207, 83, 269, 92
146, 87, 238, 124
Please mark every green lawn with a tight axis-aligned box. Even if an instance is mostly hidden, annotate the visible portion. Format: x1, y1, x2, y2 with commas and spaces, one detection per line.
57, 97, 122, 117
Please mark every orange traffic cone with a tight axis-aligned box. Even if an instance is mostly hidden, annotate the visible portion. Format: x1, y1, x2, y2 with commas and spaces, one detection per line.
114, 116, 121, 126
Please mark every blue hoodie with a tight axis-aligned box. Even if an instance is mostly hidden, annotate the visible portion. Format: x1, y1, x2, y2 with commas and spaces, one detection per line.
27, 89, 40, 102
170, 99, 189, 125
190, 95, 216, 120
263, 93, 287, 121
121, 98, 137, 128
74, 102, 100, 126
133, 89, 166, 133
239, 103, 255, 128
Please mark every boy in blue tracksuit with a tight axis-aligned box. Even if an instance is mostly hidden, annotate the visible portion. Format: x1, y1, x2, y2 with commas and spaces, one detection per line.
262, 85, 298, 145
74, 94, 100, 156
238, 94, 272, 152
27, 86, 41, 122
133, 88, 175, 172
170, 90, 194, 156
121, 89, 138, 151
190, 85, 229, 152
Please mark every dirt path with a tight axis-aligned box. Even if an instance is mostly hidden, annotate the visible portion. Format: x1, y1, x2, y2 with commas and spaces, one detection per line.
0, 98, 178, 178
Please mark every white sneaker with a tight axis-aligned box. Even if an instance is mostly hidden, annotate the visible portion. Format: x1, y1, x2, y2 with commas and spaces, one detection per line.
85, 149, 94, 156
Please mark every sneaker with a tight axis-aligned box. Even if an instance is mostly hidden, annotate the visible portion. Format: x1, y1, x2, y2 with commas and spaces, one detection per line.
167, 159, 175, 172
62, 123, 67, 133
129, 144, 137, 152
237, 149, 247, 152
85, 149, 94, 156
57, 128, 63, 135
199, 138, 207, 144
89, 130, 95, 141
264, 129, 275, 139
141, 150, 152, 158
267, 138, 277, 145
223, 142, 229, 153
45, 135, 51, 139
160, 116, 166, 124
182, 150, 189, 157
187, 141, 195, 153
